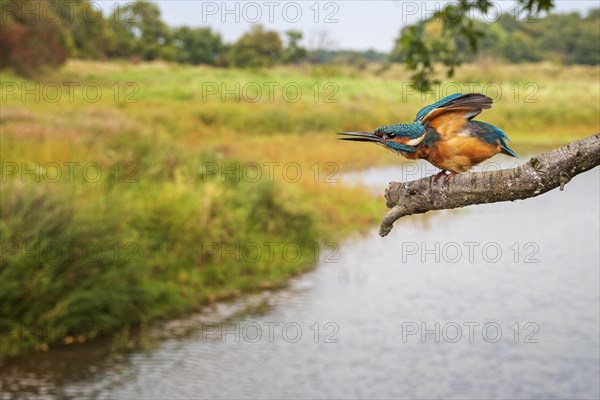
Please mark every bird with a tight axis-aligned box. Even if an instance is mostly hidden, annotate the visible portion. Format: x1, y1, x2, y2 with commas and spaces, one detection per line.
337, 93, 517, 181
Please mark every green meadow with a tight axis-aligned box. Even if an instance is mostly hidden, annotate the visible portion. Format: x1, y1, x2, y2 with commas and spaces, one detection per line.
0, 60, 598, 360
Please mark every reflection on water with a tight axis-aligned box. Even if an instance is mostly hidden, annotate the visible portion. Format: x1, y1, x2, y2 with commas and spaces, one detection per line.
2, 161, 599, 400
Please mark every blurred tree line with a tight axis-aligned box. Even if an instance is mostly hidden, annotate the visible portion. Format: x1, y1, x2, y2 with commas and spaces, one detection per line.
0, 0, 306, 75
0, 0, 598, 77
391, 9, 600, 66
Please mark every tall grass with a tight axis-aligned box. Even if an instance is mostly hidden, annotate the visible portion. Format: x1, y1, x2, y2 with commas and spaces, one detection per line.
0, 148, 330, 360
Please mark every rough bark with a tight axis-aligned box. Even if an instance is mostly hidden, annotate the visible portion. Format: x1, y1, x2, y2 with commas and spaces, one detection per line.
380, 133, 600, 237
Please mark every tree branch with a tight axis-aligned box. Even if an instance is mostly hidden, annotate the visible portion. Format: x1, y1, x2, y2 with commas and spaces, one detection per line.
380, 133, 600, 237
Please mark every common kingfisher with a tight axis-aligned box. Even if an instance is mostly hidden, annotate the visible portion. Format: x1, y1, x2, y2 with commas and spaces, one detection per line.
338, 93, 517, 181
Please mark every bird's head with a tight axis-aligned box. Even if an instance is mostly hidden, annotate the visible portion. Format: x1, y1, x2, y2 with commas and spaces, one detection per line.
337, 123, 426, 154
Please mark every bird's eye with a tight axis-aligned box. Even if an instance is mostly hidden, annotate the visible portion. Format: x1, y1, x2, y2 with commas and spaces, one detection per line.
387, 133, 396, 139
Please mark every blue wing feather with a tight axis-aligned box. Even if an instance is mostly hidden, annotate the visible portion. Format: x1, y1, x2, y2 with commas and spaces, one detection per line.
414, 93, 463, 123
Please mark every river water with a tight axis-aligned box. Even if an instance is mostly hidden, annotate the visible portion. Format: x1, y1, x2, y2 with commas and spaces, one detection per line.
2, 160, 599, 399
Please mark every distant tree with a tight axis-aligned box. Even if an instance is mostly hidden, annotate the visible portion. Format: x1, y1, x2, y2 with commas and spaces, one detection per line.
125, 0, 171, 60
282, 30, 307, 64
570, 10, 600, 65
105, 4, 137, 58
505, 31, 542, 62
475, 10, 600, 64
305, 29, 336, 64
471, 21, 508, 61
60, 0, 113, 59
173, 26, 223, 65
535, 13, 580, 63
228, 25, 283, 68
0, 0, 68, 76
362, 49, 386, 62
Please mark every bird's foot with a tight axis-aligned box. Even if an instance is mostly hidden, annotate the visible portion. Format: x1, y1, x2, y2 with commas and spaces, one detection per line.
444, 171, 459, 182
433, 170, 448, 182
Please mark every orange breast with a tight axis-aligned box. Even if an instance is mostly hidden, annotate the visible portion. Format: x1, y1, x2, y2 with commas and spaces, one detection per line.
422, 135, 502, 172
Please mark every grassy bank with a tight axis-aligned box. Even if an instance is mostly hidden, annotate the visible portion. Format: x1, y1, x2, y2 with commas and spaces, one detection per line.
0, 158, 326, 359
0, 60, 597, 361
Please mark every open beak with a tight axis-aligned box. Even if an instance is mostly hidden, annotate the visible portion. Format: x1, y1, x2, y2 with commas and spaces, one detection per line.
336, 132, 383, 143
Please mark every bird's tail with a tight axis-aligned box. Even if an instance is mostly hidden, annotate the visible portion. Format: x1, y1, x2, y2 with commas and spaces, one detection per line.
499, 137, 518, 158
470, 121, 518, 158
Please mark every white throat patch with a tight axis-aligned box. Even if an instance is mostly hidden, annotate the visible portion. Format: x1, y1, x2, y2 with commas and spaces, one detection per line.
405, 132, 426, 146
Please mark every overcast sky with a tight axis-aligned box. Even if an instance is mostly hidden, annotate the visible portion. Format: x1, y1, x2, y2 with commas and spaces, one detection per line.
103, 1, 598, 52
